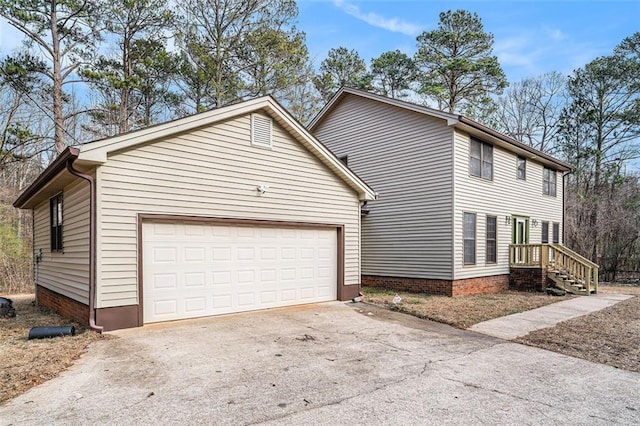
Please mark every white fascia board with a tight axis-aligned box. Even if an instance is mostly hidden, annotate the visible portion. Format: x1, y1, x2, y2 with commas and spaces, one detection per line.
77, 97, 272, 163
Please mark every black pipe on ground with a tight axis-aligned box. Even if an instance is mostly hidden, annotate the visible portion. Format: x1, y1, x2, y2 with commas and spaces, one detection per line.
28, 326, 75, 340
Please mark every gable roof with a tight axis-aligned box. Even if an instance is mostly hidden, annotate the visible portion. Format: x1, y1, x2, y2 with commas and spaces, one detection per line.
15, 96, 377, 209
309, 87, 572, 172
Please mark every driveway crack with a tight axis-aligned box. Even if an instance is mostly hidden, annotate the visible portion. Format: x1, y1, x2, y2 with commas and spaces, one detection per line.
247, 366, 426, 425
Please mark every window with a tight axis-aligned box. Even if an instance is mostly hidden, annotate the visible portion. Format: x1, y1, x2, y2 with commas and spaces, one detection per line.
50, 193, 63, 252
541, 221, 549, 244
543, 167, 557, 196
517, 156, 526, 180
552, 222, 560, 244
486, 215, 497, 264
338, 155, 348, 165
251, 114, 272, 148
463, 213, 476, 265
470, 138, 493, 180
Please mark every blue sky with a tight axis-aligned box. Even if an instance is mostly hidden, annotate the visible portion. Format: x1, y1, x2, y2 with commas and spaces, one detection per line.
298, 0, 640, 82
0, 0, 637, 84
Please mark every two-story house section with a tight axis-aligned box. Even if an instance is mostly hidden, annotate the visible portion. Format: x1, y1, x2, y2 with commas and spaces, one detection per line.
309, 88, 573, 296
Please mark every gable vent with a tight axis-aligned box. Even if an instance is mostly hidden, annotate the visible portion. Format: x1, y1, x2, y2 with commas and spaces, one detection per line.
251, 114, 272, 148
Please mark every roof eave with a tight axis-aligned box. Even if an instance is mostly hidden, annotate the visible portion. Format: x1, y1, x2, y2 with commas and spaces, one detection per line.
308, 87, 458, 131
13, 147, 80, 209
456, 117, 572, 172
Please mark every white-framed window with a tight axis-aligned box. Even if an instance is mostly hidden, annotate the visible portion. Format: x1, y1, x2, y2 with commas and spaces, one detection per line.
543, 167, 557, 197
541, 221, 549, 243
50, 193, 63, 252
486, 215, 497, 264
463, 212, 476, 265
517, 156, 526, 180
251, 114, 272, 148
470, 138, 493, 180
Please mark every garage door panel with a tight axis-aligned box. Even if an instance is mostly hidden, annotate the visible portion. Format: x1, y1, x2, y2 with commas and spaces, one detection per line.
213, 294, 233, 309
143, 222, 337, 323
184, 272, 205, 288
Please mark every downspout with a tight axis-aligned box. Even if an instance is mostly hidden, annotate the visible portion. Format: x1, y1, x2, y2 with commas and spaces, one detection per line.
66, 160, 103, 333
562, 170, 573, 246
32, 212, 37, 300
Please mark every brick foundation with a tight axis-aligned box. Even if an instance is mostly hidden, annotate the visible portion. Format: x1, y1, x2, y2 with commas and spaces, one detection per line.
509, 268, 546, 292
451, 275, 509, 296
362, 274, 509, 297
36, 285, 90, 325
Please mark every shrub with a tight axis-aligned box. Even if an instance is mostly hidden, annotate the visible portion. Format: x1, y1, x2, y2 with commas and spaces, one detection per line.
0, 225, 32, 294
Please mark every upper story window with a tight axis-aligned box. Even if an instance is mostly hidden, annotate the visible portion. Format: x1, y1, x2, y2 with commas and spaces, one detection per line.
543, 167, 557, 197
517, 156, 526, 180
50, 193, 63, 252
470, 138, 493, 180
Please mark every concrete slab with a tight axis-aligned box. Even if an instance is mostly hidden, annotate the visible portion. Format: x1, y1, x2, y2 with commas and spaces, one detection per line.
1, 301, 638, 425
468, 293, 634, 340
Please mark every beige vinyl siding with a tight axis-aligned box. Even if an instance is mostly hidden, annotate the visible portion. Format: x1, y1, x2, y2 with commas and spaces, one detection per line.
96, 112, 361, 308
453, 130, 564, 279
313, 95, 454, 279
33, 177, 90, 303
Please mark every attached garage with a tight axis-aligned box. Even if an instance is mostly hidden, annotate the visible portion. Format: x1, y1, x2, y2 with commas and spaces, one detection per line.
142, 219, 339, 323
14, 96, 376, 331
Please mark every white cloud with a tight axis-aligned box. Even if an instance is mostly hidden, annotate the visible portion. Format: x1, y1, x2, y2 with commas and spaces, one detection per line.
492, 28, 600, 80
333, 0, 421, 36
494, 35, 541, 71
544, 27, 567, 42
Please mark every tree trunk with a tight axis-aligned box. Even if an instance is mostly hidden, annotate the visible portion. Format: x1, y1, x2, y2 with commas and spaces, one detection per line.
50, 0, 65, 153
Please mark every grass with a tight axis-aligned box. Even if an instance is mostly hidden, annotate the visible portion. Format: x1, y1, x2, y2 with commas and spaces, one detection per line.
362, 287, 574, 329
516, 284, 640, 372
0, 294, 108, 404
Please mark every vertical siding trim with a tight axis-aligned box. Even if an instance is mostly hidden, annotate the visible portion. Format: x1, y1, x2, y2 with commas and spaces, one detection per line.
96, 166, 103, 306
137, 215, 144, 326
450, 129, 456, 279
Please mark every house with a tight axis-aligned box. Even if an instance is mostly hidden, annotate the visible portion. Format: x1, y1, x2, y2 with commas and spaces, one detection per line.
14, 96, 376, 331
309, 88, 597, 297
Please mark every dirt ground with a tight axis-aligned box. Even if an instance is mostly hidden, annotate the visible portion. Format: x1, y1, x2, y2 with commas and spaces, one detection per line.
0, 294, 107, 404
516, 284, 640, 373
362, 287, 574, 329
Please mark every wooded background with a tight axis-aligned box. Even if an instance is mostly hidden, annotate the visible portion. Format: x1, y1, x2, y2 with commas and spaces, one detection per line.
1, 1, 638, 291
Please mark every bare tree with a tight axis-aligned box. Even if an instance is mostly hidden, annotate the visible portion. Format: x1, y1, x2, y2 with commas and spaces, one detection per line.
0, 0, 100, 153
492, 72, 566, 153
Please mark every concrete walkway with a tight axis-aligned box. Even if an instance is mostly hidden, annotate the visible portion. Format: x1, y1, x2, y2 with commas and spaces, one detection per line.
468, 293, 633, 340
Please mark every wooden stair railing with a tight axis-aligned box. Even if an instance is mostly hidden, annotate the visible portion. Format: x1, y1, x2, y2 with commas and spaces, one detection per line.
547, 244, 599, 295
509, 243, 599, 295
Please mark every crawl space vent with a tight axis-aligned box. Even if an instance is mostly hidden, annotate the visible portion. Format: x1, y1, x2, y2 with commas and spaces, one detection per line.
251, 114, 272, 148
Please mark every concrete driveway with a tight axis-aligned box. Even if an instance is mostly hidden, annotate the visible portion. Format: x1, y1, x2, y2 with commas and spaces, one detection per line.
1, 302, 638, 425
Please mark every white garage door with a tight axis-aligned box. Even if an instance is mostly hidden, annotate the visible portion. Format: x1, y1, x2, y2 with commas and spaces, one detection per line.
142, 221, 338, 323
